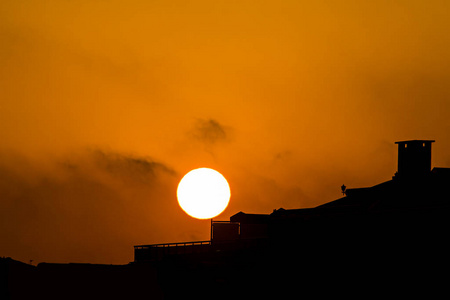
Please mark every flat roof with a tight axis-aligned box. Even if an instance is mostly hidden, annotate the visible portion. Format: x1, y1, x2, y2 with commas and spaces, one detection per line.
395, 140, 435, 144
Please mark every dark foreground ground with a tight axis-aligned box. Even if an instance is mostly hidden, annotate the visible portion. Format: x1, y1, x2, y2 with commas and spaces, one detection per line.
2, 232, 449, 300
3, 204, 450, 299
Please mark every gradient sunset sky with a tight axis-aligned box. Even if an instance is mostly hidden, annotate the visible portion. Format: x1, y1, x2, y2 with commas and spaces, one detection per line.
1, 0, 450, 264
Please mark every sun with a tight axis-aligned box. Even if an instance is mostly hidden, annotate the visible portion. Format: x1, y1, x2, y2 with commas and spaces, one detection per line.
177, 168, 231, 219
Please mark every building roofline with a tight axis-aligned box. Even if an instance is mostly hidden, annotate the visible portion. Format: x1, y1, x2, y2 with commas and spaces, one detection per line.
395, 140, 435, 144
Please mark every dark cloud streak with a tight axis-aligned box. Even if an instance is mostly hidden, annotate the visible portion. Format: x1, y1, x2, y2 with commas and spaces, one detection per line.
91, 149, 176, 185
0, 149, 206, 265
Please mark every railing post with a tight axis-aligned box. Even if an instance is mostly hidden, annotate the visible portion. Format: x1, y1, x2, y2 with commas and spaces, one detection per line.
211, 218, 213, 241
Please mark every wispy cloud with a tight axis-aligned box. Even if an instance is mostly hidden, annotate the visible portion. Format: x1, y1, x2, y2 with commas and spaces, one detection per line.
0, 149, 206, 265
90, 150, 176, 185
190, 119, 230, 145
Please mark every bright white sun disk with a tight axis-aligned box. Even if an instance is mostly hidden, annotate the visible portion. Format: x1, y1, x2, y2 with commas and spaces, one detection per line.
177, 168, 231, 219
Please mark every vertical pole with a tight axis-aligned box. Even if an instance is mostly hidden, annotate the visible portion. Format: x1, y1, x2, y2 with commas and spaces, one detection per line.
210, 218, 213, 241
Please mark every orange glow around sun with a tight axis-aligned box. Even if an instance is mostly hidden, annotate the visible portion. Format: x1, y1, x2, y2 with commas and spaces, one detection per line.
177, 168, 231, 219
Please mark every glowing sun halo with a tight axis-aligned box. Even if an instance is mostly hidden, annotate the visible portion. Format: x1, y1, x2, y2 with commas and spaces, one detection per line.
177, 168, 231, 219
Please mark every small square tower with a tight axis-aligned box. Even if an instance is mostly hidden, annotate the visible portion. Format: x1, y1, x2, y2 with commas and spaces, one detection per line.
395, 140, 434, 178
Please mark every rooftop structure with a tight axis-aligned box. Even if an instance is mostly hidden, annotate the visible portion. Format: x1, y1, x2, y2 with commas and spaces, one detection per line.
395, 140, 435, 178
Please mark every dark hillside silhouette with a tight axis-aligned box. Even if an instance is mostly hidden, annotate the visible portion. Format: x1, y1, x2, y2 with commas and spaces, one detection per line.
1, 258, 163, 300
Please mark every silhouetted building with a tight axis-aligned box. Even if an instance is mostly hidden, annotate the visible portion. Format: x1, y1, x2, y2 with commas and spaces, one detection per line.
134, 140, 450, 264
395, 139, 434, 178
131, 140, 450, 298
211, 220, 240, 242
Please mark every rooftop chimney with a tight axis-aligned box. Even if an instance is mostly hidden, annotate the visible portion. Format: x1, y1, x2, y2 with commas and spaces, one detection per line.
395, 140, 434, 178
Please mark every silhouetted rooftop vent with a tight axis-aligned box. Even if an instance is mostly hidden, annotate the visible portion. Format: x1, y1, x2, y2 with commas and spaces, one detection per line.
395, 140, 434, 178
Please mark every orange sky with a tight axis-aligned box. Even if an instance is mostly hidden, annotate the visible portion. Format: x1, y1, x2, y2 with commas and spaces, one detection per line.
1, 0, 450, 264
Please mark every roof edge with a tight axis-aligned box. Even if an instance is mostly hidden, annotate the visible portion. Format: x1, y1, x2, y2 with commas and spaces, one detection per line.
395, 140, 435, 144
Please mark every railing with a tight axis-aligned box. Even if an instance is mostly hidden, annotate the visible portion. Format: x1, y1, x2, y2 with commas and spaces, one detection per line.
134, 240, 211, 250
134, 241, 211, 262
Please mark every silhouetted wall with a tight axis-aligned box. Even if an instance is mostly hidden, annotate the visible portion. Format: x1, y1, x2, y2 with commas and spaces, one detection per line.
396, 140, 434, 178
211, 221, 240, 242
